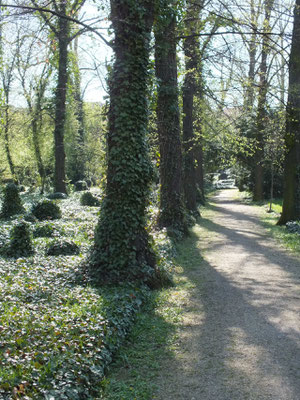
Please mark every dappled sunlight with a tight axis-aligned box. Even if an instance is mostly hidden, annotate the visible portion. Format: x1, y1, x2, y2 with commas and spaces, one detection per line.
226, 327, 295, 400
155, 190, 300, 400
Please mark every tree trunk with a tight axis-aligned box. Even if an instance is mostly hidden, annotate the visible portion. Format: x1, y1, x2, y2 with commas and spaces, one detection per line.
71, 37, 86, 182
90, 0, 155, 284
3, 107, 16, 181
194, 62, 205, 203
53, 3, 69, 194
0, 14, 16, 182
195, 141, 205, 204
269, 164, 274, 212
244, 0, 257, 111
154, 1, 186, 232
31, 113, 46, 192
253, 0, 274, 201
277, 0, 300, 224
182, 0, 201, 213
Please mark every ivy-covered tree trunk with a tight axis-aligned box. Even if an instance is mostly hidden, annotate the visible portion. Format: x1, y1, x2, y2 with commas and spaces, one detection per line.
182, 0, 201, 213
53, 2, 69, 194
154, 0, 186, 232
253, 0, 274, 201
90, 0, 155, 284
277, 0, 300, 224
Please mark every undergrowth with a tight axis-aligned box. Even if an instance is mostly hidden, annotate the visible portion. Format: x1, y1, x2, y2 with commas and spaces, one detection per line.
98, 228, 199, 400
0, 188, 180, 399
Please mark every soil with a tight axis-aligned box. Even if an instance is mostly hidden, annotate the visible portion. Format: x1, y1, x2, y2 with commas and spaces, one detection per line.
154, 189, 300, 400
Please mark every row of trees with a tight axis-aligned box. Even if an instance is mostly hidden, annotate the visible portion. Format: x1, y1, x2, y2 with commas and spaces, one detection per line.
1, 0, 300, 283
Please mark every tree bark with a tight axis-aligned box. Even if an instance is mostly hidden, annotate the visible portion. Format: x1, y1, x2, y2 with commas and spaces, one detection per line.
53, 1, 69, 194
70, 36, 86, 182
277, 0, 300, 224
244, 0, 258, 111
90, 0, 155, 284
154, 1, 186, 232
253, 0, 274, 201
182, 0, 201, 213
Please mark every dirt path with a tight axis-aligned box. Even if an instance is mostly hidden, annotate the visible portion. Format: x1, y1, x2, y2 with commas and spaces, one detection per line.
154, 189, 300, 400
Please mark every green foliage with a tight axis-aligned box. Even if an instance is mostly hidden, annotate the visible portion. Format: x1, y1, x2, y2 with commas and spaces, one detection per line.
23, 213, 38, 223
99, 228, 193, 400
252, 198, 300, 253
0, 191, 150, 399
33, 223, 54, 238
74, 180, 88, 191
89, 0, 156, 285
46, 238, 80, 256
80, 191, 100, 207
7, 220, 34, 257
31, 199, 62, 220
0, 105, 54, 186
0, 183, 24, 219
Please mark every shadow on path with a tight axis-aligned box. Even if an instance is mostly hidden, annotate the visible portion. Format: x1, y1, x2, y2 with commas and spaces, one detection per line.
155, 191, 300, 400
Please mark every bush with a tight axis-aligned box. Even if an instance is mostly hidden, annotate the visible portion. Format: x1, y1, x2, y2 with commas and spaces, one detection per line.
47, 192, 68, 200
33, 223, 54, 238
31, 200, 62, 220
7, 221, 34, 257
74, 180, 88, 191
0, 183, 24, 218
80, 191, 100, 207
46, 239, 80, 256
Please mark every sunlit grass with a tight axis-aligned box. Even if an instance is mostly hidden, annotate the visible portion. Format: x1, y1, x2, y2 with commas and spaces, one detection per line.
238, 192, 300, 254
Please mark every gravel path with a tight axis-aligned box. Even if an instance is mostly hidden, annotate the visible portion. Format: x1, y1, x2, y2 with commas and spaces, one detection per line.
155, 189, 300, 400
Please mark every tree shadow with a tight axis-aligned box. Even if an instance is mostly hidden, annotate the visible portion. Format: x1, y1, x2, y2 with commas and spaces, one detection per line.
155, 198, 300, 400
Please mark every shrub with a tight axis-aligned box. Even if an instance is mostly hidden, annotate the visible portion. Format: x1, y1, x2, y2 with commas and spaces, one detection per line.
0, 183, 24, 218
80, 191, 100, 207
46, 239, 80, 256
7, 221, 34, 257
33, 223, 54, 238
31, 200, 62, 220
74, 180, 88, 191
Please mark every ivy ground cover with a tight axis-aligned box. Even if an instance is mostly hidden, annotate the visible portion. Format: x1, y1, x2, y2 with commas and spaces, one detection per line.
0, 191, 148, 399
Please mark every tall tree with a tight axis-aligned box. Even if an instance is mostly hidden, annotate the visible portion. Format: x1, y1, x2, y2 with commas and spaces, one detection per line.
277, 0, 300, 224
0, 24, 17, 182
154, 0, 186, 233
243, 0, 261, 111
31, 0, 85, 193
253, 0, 274, 201
89, 0, 156, 284
68, 36, 86, 182
182, 0, 202, 213
16, 30, 52, 192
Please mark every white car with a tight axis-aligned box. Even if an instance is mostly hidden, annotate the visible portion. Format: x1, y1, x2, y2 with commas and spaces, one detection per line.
215, 179, 236, 189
